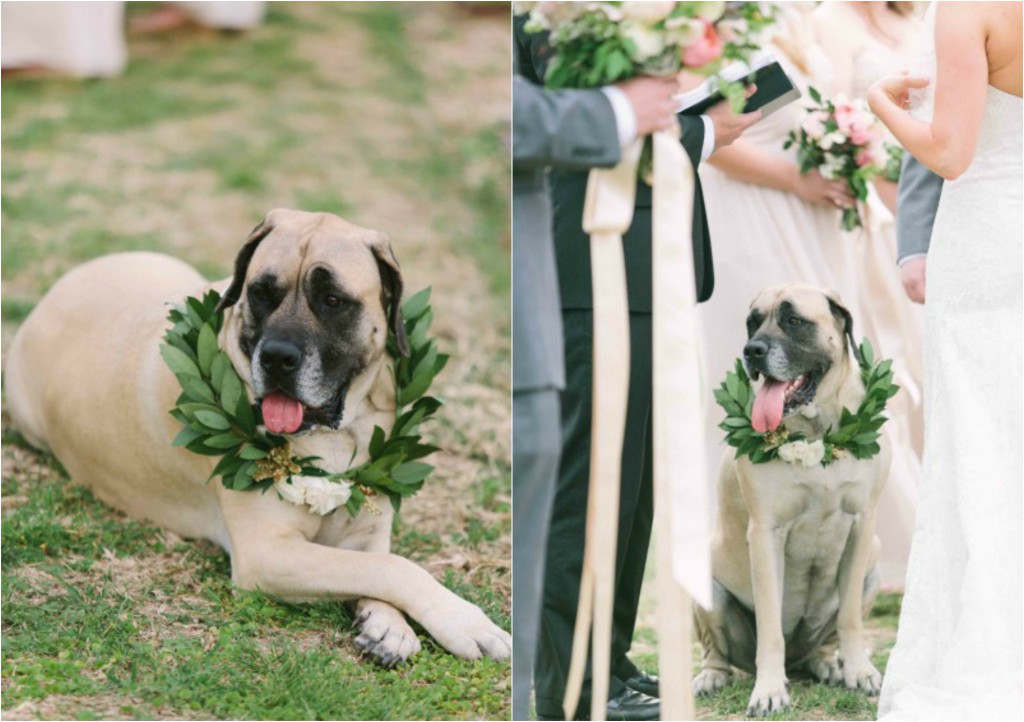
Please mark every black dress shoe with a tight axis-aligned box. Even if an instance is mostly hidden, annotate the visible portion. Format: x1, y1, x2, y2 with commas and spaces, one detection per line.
620, 669, 659, 698
605, 688, 660, 721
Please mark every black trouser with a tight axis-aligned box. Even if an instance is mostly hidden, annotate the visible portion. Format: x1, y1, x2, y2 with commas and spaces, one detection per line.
534, 310, 654, 720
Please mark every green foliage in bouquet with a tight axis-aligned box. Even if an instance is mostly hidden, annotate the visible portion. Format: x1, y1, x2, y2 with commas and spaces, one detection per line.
160, 287, 446, 517
714, 337, 898, 467
525, 2, 773, 113
784, 86, 900, 231
884, 144, 905, 183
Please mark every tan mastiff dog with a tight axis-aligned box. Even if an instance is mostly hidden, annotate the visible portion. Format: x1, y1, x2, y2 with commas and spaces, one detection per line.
5, 208, 511, 667
693, 284, 890, 716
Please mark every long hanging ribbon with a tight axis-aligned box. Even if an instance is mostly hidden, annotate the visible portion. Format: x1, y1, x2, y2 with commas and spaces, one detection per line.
562, 122, 712, 722
563, 136, 642, 722
651, 126, 712, 722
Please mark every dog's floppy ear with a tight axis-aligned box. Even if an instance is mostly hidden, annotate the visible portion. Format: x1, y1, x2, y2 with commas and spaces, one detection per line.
216, 218, 275, 313
826, 291, 864, 365
368, 231, 409, 357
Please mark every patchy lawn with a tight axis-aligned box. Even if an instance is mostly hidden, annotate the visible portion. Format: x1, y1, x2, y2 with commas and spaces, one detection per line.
2, 3, 511, 720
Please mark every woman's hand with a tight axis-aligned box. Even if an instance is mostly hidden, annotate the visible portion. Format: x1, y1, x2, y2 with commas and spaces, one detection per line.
790, 168, 855, 208
868, 71, 930, 114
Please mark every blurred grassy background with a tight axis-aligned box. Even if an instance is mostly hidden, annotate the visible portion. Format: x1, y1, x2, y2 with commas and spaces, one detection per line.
1, 3, 511, 720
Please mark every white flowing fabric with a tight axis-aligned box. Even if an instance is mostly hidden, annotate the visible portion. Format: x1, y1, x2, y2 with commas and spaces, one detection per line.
877, 6, 1024, 720
0, 2, 127, 77
812, 0, 926, 590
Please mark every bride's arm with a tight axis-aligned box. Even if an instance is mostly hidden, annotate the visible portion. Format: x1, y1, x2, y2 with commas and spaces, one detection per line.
867, 3, 989, 180
708, 139, 854, 207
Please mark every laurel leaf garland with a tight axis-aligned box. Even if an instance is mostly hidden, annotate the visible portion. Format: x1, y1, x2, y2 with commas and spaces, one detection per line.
161, 287, 444, 517
714, 338, 898, 467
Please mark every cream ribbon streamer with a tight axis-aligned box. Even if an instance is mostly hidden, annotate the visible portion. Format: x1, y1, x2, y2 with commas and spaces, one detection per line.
562, 124, 712, 722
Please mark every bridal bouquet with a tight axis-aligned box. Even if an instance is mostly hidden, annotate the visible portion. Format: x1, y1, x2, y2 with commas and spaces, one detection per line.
784, 87, 898, 231
521, 1, 774, 109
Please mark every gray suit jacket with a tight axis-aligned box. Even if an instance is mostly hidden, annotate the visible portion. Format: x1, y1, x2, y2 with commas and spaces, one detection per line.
512, 76, 621, 392
896, 153, 944, 263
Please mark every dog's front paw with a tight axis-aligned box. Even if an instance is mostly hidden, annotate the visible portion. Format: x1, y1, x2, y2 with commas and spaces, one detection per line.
353, 599, 422, 668
693, 668, 732, 697
424, 598, 511, 660
746, 676, 790, 717
841, 654, 882, 695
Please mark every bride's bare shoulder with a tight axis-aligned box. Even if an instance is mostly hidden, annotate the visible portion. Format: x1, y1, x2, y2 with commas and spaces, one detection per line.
983, 1, 1022, 97
937, 1, 1021, 97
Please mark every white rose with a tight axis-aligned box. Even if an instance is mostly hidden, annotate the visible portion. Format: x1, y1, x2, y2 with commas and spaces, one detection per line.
777, 439, 826, 468
622, 20, 667, 62
819, 131, 846, 151
302, 476, 353, 516
820, 152, 844, 180
665, 16, 703, 45
695, 0, 726, 21
621, 1, 675, 23
274, 477, 307, 506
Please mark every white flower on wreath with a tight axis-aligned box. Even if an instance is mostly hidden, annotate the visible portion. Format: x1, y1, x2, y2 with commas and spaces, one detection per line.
621, 1, 675, 24
622, 20, 667, 62
275, 476, 353, 515
778, 439, 826, 468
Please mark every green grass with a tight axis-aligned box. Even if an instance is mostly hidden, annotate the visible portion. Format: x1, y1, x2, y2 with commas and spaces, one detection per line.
2, 3, 511, 719
2, 438, 509, 720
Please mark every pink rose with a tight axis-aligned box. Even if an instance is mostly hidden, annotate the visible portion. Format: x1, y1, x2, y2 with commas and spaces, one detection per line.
855, 148, 875, 168
850, 121, 872, 146
682, 20, 723, 68
802, 110, 828, 140
834, 105, 857, 133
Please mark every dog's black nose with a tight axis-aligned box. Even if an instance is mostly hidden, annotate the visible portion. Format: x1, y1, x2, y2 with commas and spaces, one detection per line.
744, 338, 769, 362
261, 339, 302, 376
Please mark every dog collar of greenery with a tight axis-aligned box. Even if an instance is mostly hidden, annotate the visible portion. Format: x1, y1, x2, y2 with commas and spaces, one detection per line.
160, 288, 446, 517
714, 338, 898, 467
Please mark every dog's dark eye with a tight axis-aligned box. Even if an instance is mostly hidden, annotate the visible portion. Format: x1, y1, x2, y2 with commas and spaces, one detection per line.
788, 317, 805, 327
324, 295, 341, 308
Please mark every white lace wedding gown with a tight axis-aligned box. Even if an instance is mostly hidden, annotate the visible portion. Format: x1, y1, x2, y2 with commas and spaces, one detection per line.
877, 7, 1024, 720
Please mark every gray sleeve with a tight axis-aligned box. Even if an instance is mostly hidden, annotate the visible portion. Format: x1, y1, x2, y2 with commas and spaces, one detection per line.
512, 76, 622, 171
896, 153, 943, 263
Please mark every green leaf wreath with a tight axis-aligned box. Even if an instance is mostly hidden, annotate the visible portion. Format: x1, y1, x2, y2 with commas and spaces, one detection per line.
713, 338, 898, 467
160, 288, 447, 517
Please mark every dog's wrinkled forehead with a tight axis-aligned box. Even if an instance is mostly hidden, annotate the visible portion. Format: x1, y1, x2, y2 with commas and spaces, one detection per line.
747, 285, 840, 333
246, 210, 383, 294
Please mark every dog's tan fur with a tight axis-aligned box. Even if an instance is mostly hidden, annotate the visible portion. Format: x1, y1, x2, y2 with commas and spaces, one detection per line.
5, 209, 510, 666
694, 284, 890, 715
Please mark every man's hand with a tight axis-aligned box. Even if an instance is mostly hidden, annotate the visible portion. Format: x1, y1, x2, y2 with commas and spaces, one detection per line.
616, 76, 679, 137
706, 85, 762, 150
900, 257, 927, 304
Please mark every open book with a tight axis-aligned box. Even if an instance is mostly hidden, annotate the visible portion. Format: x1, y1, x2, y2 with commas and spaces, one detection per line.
677, 50, 801, 118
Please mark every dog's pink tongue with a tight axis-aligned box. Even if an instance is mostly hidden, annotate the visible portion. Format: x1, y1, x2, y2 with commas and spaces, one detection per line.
751, 379, 786, 433
262, 392, 303, 434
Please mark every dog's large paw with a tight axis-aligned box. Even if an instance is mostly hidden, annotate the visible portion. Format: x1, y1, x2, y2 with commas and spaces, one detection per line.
809, 650, 843, 685
693, 668, 732, 697
423, 598, 511, 660
841, 655, 882, 696
746, 676, 790, 717
353, 599, 422, 669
